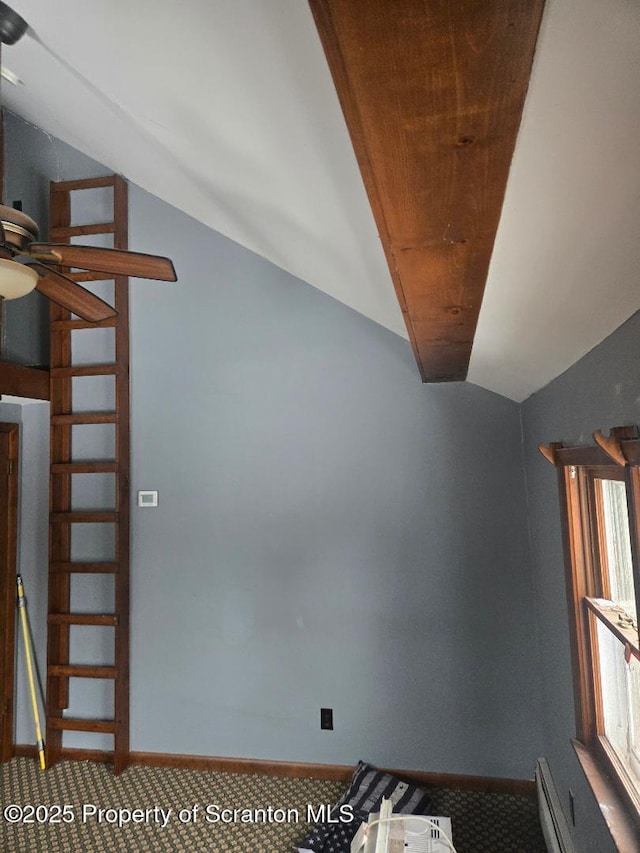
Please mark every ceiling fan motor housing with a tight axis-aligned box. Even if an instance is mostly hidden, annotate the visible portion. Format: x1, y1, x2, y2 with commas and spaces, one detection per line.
0, 204, 39, 253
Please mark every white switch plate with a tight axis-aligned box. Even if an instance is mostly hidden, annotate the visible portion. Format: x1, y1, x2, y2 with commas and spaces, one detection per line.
137, 490, 158, 507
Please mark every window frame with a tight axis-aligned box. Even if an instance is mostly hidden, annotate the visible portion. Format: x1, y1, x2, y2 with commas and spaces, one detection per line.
542, 427, 640, 845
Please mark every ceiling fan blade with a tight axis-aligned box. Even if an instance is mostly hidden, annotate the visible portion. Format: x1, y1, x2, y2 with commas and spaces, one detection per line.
30, 263, 118, 322
27, 243, 177, 281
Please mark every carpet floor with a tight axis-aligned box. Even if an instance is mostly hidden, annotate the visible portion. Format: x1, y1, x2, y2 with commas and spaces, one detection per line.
0, 757, 546, 852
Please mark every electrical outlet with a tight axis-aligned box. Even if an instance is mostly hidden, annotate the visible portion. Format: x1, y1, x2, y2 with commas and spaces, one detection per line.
320, 708, 333, 730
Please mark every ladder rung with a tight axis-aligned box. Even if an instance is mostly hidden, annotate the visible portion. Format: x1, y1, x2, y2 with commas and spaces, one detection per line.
50, 511, 118, 524
49, 665, 116, 679
51, 317, 118, 330
50, 223, 116, 240
49, 718, 116, 734
52, 412, 118, 425
51, 175, 117, 193
50, 222, 116, 239
51, 461, 118, 474
50, 364, 118, 378
48, 613, 118, 626
51, 562, 118, 574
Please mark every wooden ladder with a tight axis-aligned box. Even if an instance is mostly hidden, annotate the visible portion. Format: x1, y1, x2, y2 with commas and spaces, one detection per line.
46, 175, 130, 774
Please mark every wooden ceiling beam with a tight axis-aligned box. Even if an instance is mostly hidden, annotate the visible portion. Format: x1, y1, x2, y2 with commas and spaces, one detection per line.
309, 0, 545, 381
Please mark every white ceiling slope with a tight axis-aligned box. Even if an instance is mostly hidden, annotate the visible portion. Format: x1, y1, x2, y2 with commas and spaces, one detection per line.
3, 0, 640, 402
468, 0, 640, 401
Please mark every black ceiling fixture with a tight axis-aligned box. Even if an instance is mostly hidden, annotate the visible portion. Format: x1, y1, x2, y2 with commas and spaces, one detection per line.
0, 2, 28, 46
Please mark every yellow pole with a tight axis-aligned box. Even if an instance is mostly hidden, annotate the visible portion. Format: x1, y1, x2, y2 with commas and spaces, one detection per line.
16, 575, 46, 770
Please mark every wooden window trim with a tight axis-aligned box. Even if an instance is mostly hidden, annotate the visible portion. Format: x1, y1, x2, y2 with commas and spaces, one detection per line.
625, 466, 640, 628
585, 598, 640, 658
558, 462, 597, 740
573, 739, 640, 851
541, 427, 640, 847
0, 422, 19, 764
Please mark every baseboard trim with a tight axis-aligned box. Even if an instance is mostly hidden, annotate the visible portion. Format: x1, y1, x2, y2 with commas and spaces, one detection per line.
131, 750, 355, 781
14, 744, 113, 764
12, 744, 535, 797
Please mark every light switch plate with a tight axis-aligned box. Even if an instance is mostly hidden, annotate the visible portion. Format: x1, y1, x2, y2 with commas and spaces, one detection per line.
137, 490, 158, 507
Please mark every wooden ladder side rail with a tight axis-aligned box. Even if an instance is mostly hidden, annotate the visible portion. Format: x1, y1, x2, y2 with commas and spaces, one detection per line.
46, 184, 73, 769
45, 174, 131, 774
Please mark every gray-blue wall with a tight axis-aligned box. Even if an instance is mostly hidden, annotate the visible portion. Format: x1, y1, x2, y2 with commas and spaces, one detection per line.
521, 310, 640, 852
4, 112, 542, 779
129, 184, 540, 775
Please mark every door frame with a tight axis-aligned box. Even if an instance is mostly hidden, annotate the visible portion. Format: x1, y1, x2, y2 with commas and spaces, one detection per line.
0, 422, 19, 762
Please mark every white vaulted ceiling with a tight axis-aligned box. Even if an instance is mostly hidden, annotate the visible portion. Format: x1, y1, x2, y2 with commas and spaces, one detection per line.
2, 0, 640, 401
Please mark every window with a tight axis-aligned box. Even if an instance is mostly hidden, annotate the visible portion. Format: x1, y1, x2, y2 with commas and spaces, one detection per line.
543, 427, 640, 829
578, 469, 640, 800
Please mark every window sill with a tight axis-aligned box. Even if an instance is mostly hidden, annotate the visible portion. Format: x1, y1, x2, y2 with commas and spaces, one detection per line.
572, 739, 640, 852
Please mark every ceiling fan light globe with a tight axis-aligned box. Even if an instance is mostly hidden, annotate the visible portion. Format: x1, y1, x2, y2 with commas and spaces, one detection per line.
0, 259, 38, 299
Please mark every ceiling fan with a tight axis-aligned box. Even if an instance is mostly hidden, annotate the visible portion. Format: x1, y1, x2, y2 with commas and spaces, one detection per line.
0, 1, 176, 324
0, 204, 176, 322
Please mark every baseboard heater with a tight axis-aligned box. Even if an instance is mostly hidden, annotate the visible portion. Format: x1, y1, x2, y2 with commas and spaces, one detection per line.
536, 758, 576, 853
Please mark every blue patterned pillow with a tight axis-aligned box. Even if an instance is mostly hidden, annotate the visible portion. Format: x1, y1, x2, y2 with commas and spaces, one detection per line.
297, 761, 433, 853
